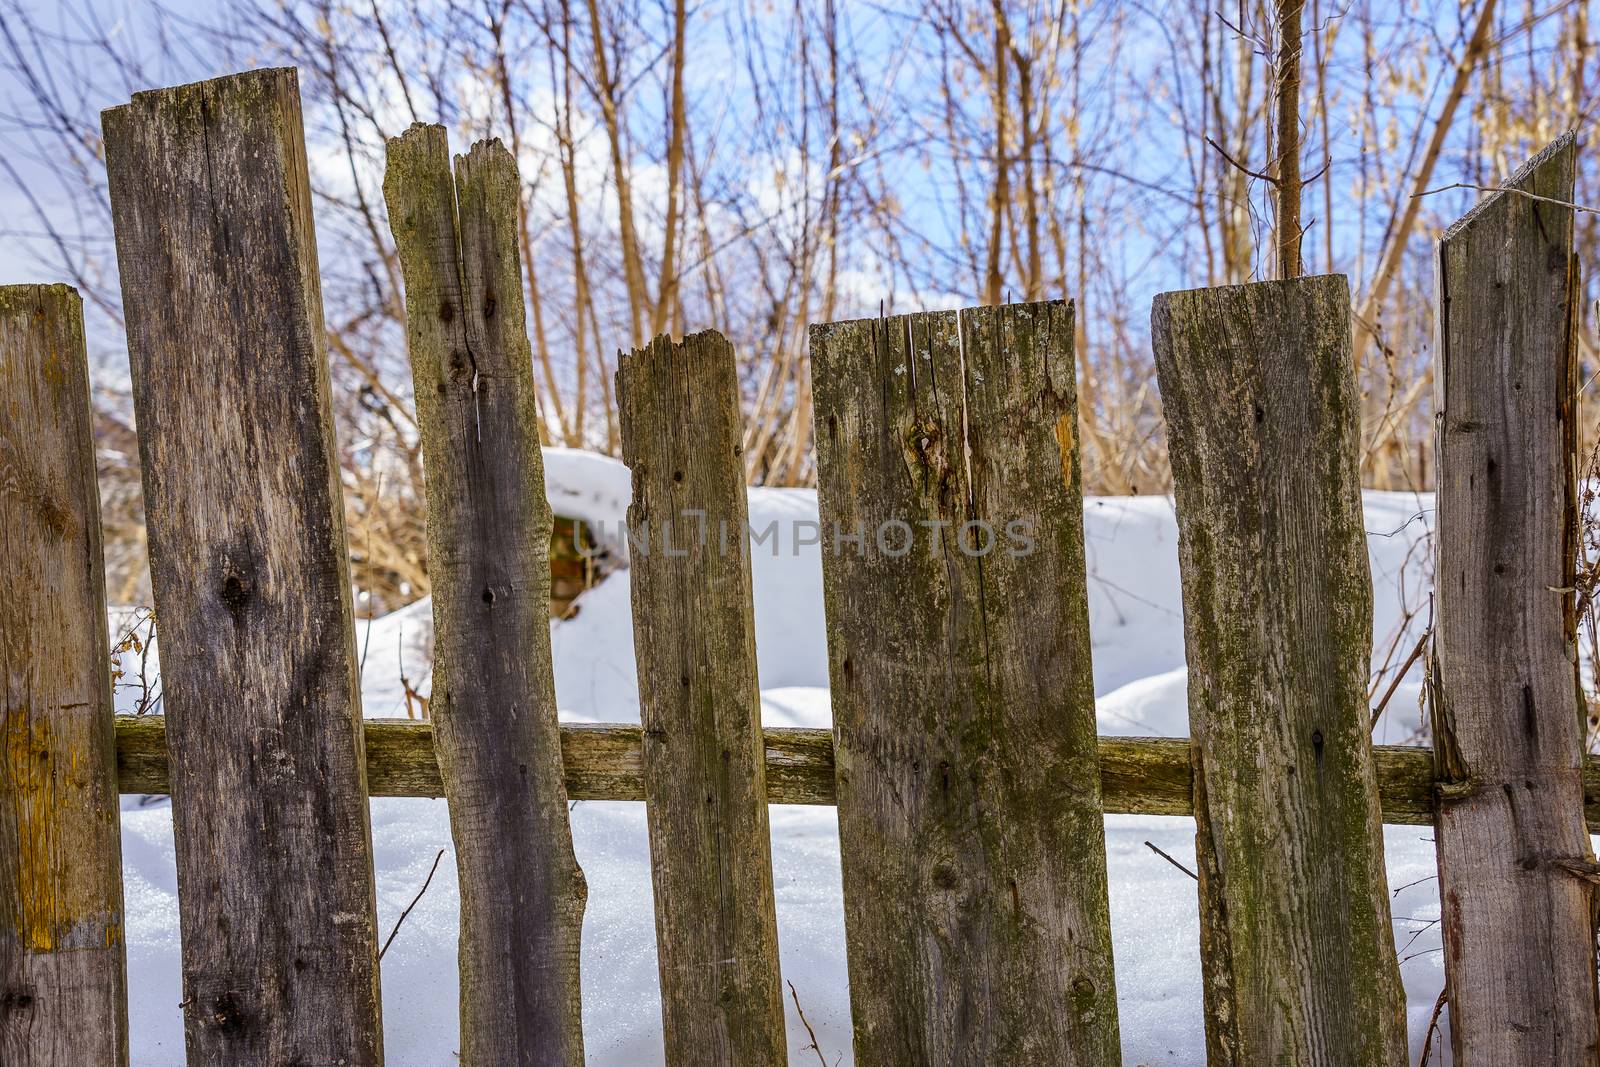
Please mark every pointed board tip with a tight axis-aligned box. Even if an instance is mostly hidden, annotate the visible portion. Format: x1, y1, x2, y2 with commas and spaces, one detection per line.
1443, 132, 1578, 244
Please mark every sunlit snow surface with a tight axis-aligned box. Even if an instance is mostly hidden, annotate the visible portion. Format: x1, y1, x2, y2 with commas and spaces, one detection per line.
117, 451, 1462, 1064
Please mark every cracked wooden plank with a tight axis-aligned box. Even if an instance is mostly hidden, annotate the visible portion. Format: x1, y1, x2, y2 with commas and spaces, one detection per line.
0, 285, 129, 1065
103, 68, 382, 1065
384, 124, 586, 1066
810, 301, 1120, 1064
1430, 133, 1599, 1065
616, 331, 787, 1065
1153, 274, 1407, 1065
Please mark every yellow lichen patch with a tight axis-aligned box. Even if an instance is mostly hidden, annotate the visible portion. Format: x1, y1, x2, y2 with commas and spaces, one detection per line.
1053, 412, 1079, 490
4, 701, 119, 953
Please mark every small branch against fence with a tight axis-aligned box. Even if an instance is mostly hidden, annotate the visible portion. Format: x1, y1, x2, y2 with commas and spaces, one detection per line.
379, 848, 446, 961
1144, 840, 1199, 881
1412, 180, 1600, 216
1204, 136, 1277, 184
786, 980, 828, 1067
111, 605, 162, 716
1419, 987, 1448, 1066
1370, 623, 1431, 732
357, 472, 382, 682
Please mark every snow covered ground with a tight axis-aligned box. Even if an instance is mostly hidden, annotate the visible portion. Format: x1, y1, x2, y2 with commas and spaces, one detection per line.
115, 449, 1455, 1064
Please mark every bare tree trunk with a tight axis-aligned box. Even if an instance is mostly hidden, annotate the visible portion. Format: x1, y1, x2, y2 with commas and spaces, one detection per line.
583, 0, 648, 348
652, 0, 687, 337
554, 7, 595, 446
984, 0, 1010, 305
1274, 0, 1304, 279
1313, 0, 1334, 272
1352, 0, 1497, 365
1014, 47, 1042, 299
490, 10, 568, 445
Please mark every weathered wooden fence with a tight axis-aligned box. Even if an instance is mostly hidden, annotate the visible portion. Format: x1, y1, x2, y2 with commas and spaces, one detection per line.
2, 66, 1596, 1067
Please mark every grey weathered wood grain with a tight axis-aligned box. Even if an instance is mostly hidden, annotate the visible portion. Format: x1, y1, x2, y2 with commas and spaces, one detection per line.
102, 68, 383, 1065
383, 124, 586, 1067
114, 715, 1600, 827
616, 331, 787, 1065
1152, 274, 1407, 1066
0, 285, 129, 1066
1430, 133, 1600, 1065
810, 302, 1120, 1065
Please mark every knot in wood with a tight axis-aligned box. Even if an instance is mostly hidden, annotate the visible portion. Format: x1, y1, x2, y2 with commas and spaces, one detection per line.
210, 992, 246, 1033
0, 987, 36, 1012
218, 567, 255, 623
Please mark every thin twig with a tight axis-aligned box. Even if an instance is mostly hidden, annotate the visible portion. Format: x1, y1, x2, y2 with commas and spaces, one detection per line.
1205, 136, 1279, 185
787, 980, 828, 1067
358, 471, 382, 681
1412, 181, 1600, 216
1144, 840, 1199, 881
1419, 986, 1449, 1065
1371, 628, 1430, 731
1368, 607, 1418, 701
379, 848, 446, 961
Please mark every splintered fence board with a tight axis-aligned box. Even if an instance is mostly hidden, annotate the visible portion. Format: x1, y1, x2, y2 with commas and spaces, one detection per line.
810, 302, 1120, 1065
616, 331, 787, 1066
102, 68, 382, 1064
384, 124, 586, 1066
0, 286, 128, 1065
1430, 133, 1600, 1064
1152, 275, 1407, 1065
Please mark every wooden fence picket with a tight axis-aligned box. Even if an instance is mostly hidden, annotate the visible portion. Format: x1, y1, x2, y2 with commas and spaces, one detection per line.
616, 331, 788, 1066
103, 68, 383, 1064
1151, 275, 1407, 1065
1429, 133, 1600, 1064
383, 124, 587, 1066
0, 285, 129, 1066
810, 301, 1120, 1064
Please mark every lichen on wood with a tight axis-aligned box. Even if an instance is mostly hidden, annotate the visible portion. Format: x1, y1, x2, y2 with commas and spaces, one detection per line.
1152, 274, 1407, 1065
104, 68, 383, 1065
810, 300, 1120, 1065
0, 284, 129, 1066
384, 123, 586, 1066
616, 330, 787, 1065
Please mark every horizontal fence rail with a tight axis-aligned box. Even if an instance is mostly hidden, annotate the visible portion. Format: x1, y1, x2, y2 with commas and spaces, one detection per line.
110, 715, 1600, 829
